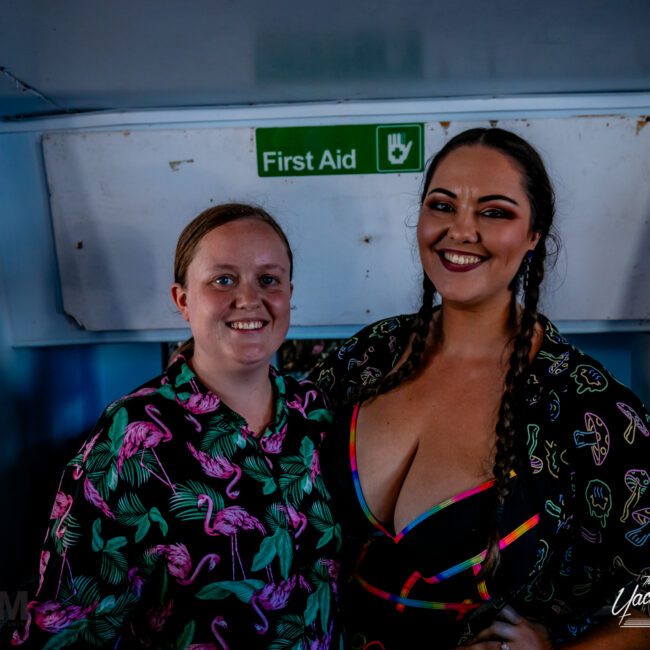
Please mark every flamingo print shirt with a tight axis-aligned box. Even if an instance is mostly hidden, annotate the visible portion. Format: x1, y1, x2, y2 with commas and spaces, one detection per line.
12, 356, 341, 649
313, 314, 650, 646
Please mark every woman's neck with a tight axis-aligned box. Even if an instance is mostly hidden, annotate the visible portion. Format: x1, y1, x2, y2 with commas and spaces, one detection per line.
434, 299, 516, 362
190, 354, 274, 435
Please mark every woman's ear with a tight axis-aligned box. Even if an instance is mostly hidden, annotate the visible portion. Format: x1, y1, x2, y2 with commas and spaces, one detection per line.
171, 283, 190, 322
529, 230, 542, 250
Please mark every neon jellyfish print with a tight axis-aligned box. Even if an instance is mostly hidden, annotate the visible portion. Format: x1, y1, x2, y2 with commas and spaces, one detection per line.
570, 364, 609, 395
572, 412, 610, 466
116, 404, 176, 492
187, 441, 242, 499
616, 402, 650, 445
196, 496, 266, 579
620, 469, 650, 523
585, 479, 613, 528
527, 424, 543, 473
625, 507, 650, 547
152, 543, 221, 585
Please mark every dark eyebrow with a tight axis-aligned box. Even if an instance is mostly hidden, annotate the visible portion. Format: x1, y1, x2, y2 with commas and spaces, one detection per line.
478, 194, 519, 206
426, 187, 519, 207
426, 187, 456, 198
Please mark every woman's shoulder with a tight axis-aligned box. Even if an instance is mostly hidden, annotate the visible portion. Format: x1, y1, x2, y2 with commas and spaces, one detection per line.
532, 314, 649, 452
310, 313, 415, 407
535, 315, 646, 406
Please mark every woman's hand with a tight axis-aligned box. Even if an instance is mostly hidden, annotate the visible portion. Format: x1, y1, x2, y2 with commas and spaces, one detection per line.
456, 605, 553, 649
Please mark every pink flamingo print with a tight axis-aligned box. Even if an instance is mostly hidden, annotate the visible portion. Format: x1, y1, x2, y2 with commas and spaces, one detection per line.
83, 477, 115, 519
117, 405, 175, 492
50, 491, 73, 539
71, 429, 102, 479
286, 390, 318, 418
310, 448, 321, 483
12, 600, 96, 645
147, 599, 174, 632
128, 567, 144, 597
187, 442, 242, 499
279, 504, 307, 538
251, 576, 299, 634
187, 616, 229, 650
152, 543, 220, 585
179, 378, 221, 414
197, 496, 265, 579
35, 551, 50, 596
260, 423, 287, 455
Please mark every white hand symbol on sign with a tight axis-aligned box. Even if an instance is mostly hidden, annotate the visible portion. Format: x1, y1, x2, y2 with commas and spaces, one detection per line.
387, 133, 413, 165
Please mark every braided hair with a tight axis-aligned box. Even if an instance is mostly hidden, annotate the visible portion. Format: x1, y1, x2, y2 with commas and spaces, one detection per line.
363, 128, 556, 577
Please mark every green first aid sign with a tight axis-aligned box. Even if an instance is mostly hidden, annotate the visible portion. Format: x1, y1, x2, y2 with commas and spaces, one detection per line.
256, 123, 424, 177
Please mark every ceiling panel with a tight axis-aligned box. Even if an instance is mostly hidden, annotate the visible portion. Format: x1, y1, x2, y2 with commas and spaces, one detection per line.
1, 0, 649, 119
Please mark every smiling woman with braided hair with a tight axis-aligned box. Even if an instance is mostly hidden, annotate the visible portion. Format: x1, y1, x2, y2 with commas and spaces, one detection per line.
313, 128, 650, 649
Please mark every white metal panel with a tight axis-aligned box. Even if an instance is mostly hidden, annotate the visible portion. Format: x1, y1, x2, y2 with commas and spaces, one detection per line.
43, 114, 650, 331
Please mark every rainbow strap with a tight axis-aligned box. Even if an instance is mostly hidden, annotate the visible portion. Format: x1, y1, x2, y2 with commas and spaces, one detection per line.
354, 513, 540, 612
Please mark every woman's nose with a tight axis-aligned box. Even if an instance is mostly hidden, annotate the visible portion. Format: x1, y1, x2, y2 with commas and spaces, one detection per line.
234, 281, 261, 308
446, 208, 479, 243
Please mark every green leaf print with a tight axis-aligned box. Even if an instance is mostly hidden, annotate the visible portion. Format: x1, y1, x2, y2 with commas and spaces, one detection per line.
307, 408, 333, 423
156, 383, 178, 402
269, 613, 311, 650
59, 575, 101, 608
115, 492, 147, 525
317, 581, 330, 633
175, 620, 196, 649
299, 436, 315, 466
91, 518, 104, 552
308, 501, 341, 550
175, 362, 196, 388
203, 414, 247, 457
242, 456, 278, 495
195, 578, 265, 603
251, 528, 293, 578
264, 503, 290, 531
42, 624, 82, 649
276, 529, 292, 580
251, 535, 277, 572
108, 408, 128, 454
83, 440, 114, 473
149, 507, 169, 536
119, 451, 158, 488
51, 514, 82, 553
95, 595, 116, 615
169, 480, 224, 521
279, 472, 310, 504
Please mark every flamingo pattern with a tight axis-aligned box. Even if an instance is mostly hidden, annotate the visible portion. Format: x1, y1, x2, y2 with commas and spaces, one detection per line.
312, 312, 650, 647
11, 355, 341, 648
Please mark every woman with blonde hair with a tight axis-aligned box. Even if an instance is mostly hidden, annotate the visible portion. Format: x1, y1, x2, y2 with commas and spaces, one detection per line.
13, 203, 341, 648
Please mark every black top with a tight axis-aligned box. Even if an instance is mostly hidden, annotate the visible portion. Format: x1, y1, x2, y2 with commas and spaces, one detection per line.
313, 313, 650, 646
